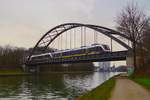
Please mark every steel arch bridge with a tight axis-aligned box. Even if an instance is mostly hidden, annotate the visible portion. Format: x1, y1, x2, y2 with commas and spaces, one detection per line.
27, 23, 132, 61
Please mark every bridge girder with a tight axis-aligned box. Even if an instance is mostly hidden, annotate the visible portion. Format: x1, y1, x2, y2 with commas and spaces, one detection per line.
27, 23, 132, 62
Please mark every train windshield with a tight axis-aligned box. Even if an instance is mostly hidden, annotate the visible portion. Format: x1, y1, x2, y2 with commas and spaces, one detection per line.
102, 45, 110, 50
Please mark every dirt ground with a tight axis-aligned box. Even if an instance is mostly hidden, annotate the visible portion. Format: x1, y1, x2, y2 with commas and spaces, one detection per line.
109, 77, 150, 100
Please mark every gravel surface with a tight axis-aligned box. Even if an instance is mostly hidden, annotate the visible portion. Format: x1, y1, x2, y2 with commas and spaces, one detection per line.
109, 77, 150, 100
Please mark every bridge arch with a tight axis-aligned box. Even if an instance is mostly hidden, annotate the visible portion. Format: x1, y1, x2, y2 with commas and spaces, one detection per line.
27, 23, 132, 61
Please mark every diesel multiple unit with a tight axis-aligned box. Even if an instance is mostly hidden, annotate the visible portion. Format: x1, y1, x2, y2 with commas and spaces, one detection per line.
30, 44, 110, 61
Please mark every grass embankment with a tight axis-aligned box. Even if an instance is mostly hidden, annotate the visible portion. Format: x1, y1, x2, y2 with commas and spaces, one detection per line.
130, 77, 150, 90
129, 65, 150, 91
0, 68, 28, 76
78, 78, 115, 100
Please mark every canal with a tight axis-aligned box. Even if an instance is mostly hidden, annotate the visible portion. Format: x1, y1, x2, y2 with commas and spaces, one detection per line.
0, 72, 119, 100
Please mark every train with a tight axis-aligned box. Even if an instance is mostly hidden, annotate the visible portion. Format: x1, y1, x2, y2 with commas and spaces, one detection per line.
30, 43, 110, 61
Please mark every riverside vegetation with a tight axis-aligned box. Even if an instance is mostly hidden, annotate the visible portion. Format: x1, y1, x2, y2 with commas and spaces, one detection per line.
78, 77, 115, 100
0, 45, 95, 75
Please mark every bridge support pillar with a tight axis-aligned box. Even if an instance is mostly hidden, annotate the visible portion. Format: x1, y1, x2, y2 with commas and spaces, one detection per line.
126, 56, 140, 68
126, 57, 134, 67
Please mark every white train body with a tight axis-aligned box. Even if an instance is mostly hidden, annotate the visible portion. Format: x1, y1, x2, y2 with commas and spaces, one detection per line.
30, 44, 110, 61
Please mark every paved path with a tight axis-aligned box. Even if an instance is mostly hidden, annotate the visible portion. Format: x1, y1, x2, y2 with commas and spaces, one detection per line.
109, 77, 150, 100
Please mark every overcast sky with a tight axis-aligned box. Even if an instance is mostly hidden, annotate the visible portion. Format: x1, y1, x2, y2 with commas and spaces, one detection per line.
0, 0, 150, 48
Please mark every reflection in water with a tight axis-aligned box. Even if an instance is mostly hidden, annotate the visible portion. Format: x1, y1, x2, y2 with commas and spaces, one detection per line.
0, 72, 119, 100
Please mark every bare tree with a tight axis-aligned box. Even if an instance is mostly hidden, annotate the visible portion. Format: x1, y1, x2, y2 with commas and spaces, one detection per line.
142, 21, 150, 60
116, 3, 149, 71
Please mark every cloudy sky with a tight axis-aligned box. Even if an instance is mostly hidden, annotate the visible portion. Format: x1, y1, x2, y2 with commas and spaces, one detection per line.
0, 0, 150, 48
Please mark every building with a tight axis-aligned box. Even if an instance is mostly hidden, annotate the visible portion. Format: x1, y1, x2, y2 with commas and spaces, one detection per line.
99, 62, 111, 71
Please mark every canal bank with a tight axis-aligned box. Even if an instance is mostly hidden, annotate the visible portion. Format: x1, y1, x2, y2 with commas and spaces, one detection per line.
0, 68, 30, 76
78, 73, 150, 100
0, 69, 94, 76
78, 77, 116, 100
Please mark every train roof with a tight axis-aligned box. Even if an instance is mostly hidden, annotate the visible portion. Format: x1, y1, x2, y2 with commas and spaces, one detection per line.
52, 44, 108, 54
31, 44, 110, 57
31, 52, 50, 57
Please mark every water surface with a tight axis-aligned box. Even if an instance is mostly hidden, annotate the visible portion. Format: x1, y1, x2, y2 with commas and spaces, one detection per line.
0, 72, 119, 100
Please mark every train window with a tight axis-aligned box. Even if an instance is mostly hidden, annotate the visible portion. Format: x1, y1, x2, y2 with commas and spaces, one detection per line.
70, 51, 74, 55
66, 51, 69, 55
52, 53, 56, 57
55, 53, 58, 56
97, 47, 103, 51
92, 47, 96, 51
93, 47, 97, 51
73, 50, 78, 55
80, 49, 85, 53
62, 52, 66, 56
78, 50, 82, 54
71, 50, 76, 55
55, 53, 60, 57
44, 55, 49, 58
75, 49, 81, 54
78, 49, 82, 54
89, 48, 93, 52
102, 45, 110, 50
88, 48, 91, 52
96, 47, 99, 50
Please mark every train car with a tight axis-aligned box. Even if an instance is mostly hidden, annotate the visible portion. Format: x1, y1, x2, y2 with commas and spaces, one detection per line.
29, 44, 110, 61
30, 53, 52, 61
51, 43, 110, 58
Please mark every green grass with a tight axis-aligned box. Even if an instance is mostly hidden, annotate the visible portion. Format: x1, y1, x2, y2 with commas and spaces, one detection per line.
78, 78, 115, 100
0, 68, 28, 76
131, 77, 150, 90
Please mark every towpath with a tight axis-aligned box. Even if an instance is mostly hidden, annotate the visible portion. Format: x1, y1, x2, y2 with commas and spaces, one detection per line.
109, 76, 150, 100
